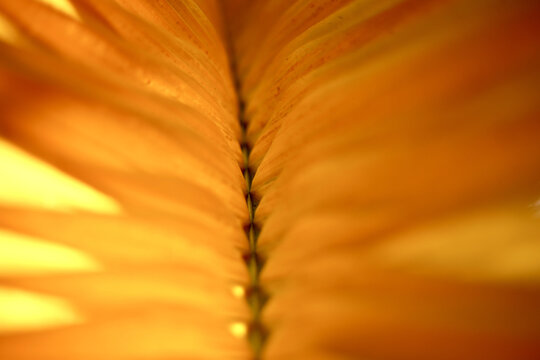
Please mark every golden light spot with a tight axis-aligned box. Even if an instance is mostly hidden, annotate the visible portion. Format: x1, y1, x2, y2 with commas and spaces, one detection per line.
0, 229, 102, 275
0, 286, 84, 333
229, 322, 247, 338
366, 207, 540, 282
0, 13, 19, 45
0, 138, 121, 214
231, 285, 245, 298
34, 0, 80, 21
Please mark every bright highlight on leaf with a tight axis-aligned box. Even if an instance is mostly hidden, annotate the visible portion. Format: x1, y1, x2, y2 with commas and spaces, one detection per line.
231, 285, 245, 298
0, 286, 84, 334
0, 13, 18, 44
0, 229, 102, 275
34, 0, 80, 20
229, 322, 247, 338
0, 138, 121, 214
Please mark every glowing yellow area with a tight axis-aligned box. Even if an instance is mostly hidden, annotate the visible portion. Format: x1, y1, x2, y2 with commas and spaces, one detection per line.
0, 139, 121, 214
34, 0, 80, 20
367, 207, 540, 282
0, 13, 19, 45
0, 229, 102, 275
231, 285, 245, 298
229, 322, 247, 338
0, 286, 84, 333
